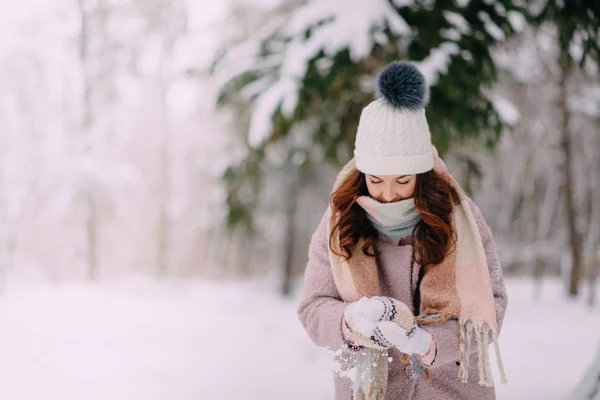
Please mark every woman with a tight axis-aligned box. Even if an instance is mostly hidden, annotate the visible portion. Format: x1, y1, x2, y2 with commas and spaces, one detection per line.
297, 61, 508, 400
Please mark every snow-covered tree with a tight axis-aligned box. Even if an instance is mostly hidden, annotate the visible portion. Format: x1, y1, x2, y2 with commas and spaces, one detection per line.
462, 3, 600, 303
0, 0, 233, 283
532, 0, 600, 297
213, 0, 528, 230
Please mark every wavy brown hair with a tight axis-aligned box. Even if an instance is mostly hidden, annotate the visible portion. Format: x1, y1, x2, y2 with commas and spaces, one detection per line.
329, 168, 461, 267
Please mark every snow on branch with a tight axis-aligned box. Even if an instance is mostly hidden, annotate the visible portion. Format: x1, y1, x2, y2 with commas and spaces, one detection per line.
416, 42, 460, 86
215, 0, 411, 148
490, 93, 520, 125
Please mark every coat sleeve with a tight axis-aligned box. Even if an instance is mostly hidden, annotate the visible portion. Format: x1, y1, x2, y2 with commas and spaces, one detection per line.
297, 209, 349, 351
421, 197, 508, 368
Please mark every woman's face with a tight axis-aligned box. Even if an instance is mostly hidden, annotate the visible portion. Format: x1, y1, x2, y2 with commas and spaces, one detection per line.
365, 174, 417, 203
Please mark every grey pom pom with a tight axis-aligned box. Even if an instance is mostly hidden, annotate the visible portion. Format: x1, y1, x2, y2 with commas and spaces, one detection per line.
377, 61, 426, 110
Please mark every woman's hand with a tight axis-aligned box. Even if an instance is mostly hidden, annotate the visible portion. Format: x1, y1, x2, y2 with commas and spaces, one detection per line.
342, 296, 386, 337
375, 320, 433, 357
342, 296, 422, 350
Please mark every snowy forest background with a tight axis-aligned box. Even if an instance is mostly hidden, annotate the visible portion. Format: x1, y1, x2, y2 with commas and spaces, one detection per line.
0, 0, 599, 399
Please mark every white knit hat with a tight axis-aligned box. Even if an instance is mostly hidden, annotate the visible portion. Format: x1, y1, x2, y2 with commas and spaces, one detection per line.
354, 61, 434, 176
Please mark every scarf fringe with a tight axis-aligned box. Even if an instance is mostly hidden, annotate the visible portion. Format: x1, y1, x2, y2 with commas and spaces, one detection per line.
352, 386, 385, 400
351, 349, 388, 400
458, 318, 507, 387
492, 326, 508, 384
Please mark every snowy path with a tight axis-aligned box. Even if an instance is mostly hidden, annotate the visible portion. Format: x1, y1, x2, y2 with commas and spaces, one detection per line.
0, 277, 597, 400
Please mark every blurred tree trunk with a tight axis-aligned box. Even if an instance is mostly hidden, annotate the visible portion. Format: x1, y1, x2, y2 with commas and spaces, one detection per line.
281, 168, 300, 297
78, 0, 98, 280
85, 191, 98, 280
532, 179, 543, 301
3, 236, 16, 293
557, 53, 582, 297
584, 143, 600, 307
156, 49, 172, 278
156, 6, 172, 277
236, 234, 252, 277
0, 219, 18, 294
588, 254, 599, 308
155, 1, 186, 276
585, 184, 599, 306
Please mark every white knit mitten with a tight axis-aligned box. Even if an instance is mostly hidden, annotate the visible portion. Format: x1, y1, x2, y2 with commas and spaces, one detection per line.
342, 296, 418, 350
343, 296, 384, 337
375, 320, 432, 356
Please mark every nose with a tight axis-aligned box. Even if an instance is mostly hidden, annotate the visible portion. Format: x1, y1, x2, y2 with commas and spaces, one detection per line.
382, 187, 396, 202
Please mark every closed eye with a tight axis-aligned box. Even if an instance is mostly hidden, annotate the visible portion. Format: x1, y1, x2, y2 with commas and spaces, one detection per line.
397, 180, 409, 185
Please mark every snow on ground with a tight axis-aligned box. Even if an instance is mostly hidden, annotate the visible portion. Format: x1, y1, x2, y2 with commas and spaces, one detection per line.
0, 276, 597, 400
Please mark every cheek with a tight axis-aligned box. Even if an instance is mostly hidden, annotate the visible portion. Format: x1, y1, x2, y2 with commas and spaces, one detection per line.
366, 181, 381, 197
399, 181, 416, 196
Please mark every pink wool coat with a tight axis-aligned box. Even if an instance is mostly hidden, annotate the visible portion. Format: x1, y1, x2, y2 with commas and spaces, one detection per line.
297, 197, 508, 400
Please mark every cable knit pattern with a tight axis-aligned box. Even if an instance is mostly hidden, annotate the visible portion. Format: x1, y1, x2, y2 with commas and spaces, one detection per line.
354, 99, 434, 175
297, 197, 508, 400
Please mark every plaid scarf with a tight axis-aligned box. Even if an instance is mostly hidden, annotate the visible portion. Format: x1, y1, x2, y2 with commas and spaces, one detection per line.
327, 150, 506, 399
